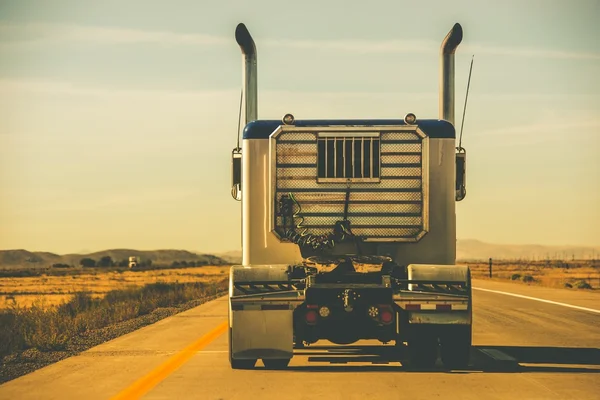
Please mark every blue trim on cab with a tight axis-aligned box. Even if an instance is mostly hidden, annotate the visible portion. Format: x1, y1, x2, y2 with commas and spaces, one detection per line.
242, 119, 455, 139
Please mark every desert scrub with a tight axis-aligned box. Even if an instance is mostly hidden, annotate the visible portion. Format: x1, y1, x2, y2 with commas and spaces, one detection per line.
522, 274, 535, 283
575, 280, 593, 289
0, 279, 227, 358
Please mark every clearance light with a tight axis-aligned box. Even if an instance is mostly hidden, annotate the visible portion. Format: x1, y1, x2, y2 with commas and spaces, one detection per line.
404, 113, 417, 125
282, 113, 295, 125
319, 306, 330, 318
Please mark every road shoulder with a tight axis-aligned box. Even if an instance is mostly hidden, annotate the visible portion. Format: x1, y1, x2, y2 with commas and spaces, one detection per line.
472, 278, 600, 311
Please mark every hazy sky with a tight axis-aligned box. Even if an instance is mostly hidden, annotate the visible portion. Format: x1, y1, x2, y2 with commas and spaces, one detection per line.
1, 0, 599, 254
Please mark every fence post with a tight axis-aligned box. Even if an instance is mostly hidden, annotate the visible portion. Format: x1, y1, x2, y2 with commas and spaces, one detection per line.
489, 257, 493, 278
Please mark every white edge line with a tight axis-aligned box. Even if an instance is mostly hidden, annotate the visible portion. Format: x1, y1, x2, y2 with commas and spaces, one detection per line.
473, 287, 600, 314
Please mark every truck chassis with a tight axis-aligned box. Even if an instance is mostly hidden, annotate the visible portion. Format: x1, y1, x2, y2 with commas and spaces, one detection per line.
229, 261, 472, 370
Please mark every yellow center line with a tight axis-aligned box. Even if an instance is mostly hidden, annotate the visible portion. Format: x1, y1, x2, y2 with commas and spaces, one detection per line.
110, 321, 228, 400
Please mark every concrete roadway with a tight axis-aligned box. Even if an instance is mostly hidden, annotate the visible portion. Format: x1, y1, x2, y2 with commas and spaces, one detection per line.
1, 279, 599, 400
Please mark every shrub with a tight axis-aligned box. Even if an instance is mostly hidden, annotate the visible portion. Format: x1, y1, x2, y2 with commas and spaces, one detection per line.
511, 273, 522, 281
97, 256, 114, 268
564, 282, 573, 288
80, 258, 96, 268
576, 280, 592, 290
0, 279, 228, 359
522, 275, 535, 283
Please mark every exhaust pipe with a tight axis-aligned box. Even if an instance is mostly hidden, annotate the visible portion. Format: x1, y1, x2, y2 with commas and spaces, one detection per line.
235, 23, 257, 124
439, 23, 463, 125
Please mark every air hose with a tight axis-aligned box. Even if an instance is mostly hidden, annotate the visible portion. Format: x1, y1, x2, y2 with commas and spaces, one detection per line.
282, 192, 356, 252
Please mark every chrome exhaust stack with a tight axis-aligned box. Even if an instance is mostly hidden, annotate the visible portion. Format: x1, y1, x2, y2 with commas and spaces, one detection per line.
235, 23, 258, 124
439, 23, 467, 202
439, 23, 463, 125
231, 23, 256, 201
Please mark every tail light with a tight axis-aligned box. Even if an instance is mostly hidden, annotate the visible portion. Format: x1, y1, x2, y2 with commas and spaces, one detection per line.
305, 310, 318, 325
377, 305, 394, 325
380, 309, 394, 324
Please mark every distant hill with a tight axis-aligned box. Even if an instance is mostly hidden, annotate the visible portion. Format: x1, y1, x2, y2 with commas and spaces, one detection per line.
0, 249, 227, 269
215, 242, 600, 263
214, 250, 242, 264
2, 240, 598, 268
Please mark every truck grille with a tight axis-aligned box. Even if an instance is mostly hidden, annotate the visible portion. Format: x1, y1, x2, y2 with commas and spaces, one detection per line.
271, 127, 428, 242
317, 133, 380, 182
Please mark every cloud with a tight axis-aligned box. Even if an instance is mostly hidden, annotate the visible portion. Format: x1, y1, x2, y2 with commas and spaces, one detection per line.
1, 22, 599, 60
471, 116, 600, 148
0, 22, 227, 46
0, 78, 437, 100
478, 118, 600, 137
0, 78, 236, 98
5, 188, 201, 215
462, 44, 600, 61
262, 37, 436, 54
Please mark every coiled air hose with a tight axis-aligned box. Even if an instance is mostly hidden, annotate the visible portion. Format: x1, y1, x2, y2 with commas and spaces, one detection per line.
283, 192, 355, 252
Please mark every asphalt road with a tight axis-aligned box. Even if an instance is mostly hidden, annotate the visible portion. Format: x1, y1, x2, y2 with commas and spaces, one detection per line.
1, 279, 599, 400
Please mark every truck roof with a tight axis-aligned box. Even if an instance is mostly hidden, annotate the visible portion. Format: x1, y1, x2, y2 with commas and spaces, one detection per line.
242, 119, 456, 140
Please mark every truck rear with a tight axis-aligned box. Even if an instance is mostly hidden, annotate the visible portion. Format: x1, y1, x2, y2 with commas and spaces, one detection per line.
228, 22, 471, 370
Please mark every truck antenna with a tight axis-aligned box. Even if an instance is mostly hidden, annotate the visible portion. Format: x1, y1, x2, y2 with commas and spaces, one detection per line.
458, 55, 474, 150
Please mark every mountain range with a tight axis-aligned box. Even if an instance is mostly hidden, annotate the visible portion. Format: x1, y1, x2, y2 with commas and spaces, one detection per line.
1, 240, 598, 268
0, 249, 227, 269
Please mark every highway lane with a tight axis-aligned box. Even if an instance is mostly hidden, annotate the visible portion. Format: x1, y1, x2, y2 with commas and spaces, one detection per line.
0, 279, 598, 400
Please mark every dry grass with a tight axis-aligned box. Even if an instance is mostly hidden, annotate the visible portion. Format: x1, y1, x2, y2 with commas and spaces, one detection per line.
0, 266, 229, 310
465, 259, 600, 290
0, 279, 228, 359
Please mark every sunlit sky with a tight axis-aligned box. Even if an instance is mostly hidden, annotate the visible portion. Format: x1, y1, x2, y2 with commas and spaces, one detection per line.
1, 0, 599, 254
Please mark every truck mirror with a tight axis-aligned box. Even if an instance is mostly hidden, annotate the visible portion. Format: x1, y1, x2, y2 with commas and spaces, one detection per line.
231, 149, 242, 201
455, 148, 466, 201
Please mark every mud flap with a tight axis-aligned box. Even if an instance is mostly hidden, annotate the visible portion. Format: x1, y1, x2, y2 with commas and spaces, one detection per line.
231, 309, 293, 360
229, 265, 294, 361
406, 264, 472, 325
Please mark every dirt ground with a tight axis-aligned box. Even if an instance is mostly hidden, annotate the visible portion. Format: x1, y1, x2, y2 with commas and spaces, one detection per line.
466, 260, 600, 291
0, 266, 230, 309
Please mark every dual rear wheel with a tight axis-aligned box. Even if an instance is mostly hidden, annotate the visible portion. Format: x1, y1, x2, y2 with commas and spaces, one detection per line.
403, 325, 471, 370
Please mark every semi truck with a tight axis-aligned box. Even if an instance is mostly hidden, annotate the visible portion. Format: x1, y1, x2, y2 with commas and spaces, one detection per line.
228, 21, 472, 370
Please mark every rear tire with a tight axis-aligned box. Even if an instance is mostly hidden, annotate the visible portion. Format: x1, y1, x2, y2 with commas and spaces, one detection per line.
231, 358, 257, 369
263, 358, 291, 369
440, 326, 472, 370
293, 335, 305, 349
405, 333, 438, 369
229, 327, 257, 369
